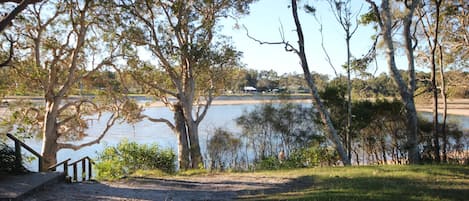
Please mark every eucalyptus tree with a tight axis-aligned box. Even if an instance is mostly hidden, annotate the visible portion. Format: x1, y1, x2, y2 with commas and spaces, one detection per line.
243, 0, 350, 165
118, 0, 254, 169
437, 0, 468, 161
7, 0, 136, 170
326, 0, 361, 162
293, 0, 350, 165
416, 0, 468, 161
416, 0, 443, 162
364, 0, 421, 164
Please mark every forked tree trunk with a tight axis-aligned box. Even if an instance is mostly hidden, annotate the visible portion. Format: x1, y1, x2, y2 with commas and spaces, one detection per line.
367, 0, 421, 164
174, 104, 190, 170
439, 45, 448, 162
187, 123, 203, 168
429, 0, 442, 162
40, 97, 60, 171
180, 94, 203, 169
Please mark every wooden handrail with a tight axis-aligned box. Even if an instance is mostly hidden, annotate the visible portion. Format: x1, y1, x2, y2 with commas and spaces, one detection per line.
6, 133, 43, 171
69, 156, 93, 166
6, 133, 42, 158
48, 158, 71, 170
48, 158, 71, 176
6, 133, 94, 182
69, 156, 94, 182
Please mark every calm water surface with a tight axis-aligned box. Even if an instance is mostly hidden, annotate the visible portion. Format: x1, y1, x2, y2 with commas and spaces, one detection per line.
16, 104, 469, 171
20, 104, 258, 171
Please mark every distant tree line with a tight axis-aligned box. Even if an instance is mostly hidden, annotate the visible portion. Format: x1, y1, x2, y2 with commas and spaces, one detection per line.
205, 90, 467, 171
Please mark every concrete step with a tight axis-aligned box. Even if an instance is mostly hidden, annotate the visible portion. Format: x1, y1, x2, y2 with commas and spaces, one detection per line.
0, 172, 65, 201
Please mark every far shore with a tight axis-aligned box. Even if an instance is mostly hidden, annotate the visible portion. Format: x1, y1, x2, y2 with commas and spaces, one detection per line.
1, 96, 469, 116
143, 98, 469, 117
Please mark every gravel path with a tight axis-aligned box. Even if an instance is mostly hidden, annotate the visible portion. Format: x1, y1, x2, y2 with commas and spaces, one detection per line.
23, 174, 313, 201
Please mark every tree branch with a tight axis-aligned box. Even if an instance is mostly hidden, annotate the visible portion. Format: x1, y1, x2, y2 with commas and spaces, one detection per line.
141, 114, 175, 131
243, 25, 299, 55
313, 15, 339, 77
0, 34, 15, 68
57, 112, 118, 150
0, 0, 42, 32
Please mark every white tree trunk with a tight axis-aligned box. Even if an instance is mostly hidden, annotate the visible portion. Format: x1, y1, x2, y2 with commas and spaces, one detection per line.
40, 97, 60, 171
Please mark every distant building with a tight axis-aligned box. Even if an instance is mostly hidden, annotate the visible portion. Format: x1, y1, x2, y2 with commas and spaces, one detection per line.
243, 86, 257, 93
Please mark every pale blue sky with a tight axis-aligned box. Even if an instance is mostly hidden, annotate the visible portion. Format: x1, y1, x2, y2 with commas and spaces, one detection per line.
220, 0, 406, 77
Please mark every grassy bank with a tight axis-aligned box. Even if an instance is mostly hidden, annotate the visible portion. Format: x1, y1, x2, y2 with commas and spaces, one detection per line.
239, 165, 468, 201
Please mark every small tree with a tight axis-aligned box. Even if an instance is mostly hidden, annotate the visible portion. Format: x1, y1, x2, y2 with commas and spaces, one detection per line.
207, 128, 241, 171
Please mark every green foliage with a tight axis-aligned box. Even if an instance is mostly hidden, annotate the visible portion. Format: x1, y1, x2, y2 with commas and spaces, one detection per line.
177, 169, 209, 176
131, 169, 169, 178
255, 145, 339, 170
256, 156, 282, 170
207, 128, 241, 170
236, 102, 321, 165
0, 142, 28, 174
95, 139, 176, 180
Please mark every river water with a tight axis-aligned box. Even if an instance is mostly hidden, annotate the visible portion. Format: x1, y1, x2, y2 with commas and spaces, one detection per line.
11, 103, 469, 171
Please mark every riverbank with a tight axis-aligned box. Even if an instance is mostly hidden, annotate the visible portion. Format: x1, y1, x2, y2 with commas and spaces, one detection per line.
2, 96, 469, 116
144, 97, 469, 116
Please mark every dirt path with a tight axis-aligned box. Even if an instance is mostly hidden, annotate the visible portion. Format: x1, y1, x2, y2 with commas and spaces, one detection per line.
23, 174, 313, 201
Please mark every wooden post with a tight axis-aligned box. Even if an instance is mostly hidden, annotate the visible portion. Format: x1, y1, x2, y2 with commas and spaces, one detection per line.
38, 157, 43, 172
88, 159, 92, 180
14, 141, 22, 171
73, 164, 77, 182
81, 160, 86, 181
63, 160, 68, 176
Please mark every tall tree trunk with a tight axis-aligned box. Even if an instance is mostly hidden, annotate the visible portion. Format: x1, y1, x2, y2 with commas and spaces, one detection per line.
290, 0, 350, 165
430, 0, 442, 162
187, 122, 203, 168
174, 104, 190, 170
367, 0, 421, 164
438, 45, 448, 162
381, 138, 387, 164
346, 33, 352, 162
431, 71, 440, 162
40, 97, 60, 171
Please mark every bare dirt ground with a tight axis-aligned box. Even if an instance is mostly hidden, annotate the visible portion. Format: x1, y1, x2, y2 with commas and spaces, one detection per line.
23, 174, 313, 201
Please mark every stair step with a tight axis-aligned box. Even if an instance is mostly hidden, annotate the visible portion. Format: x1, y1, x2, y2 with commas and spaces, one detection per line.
0, 172, 65, 201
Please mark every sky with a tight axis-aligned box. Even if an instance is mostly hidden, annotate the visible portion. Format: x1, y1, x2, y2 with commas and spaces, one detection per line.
219, 0, 402, 78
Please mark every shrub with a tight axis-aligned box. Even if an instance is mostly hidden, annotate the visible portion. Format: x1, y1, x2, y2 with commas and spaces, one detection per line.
207, 128, 241, 171
255, 146, 339, 170
0, 142, 28, 174
95, 139, 176, 180
255, 156, 281, 170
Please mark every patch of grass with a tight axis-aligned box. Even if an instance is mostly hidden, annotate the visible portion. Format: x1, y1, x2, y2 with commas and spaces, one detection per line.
239, 165, 469, 201
131, 169, 170, 178
177, 168, 209, 176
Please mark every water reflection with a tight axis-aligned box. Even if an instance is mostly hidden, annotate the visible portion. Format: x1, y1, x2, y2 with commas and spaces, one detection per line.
11, 104, 469, 171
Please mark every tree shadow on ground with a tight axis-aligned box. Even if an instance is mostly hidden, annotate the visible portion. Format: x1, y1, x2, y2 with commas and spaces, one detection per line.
25, 175, 315, 201
240, 174, 469, 201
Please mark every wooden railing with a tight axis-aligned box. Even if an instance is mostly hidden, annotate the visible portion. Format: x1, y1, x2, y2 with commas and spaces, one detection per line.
5, 133, 94, 182
6, 133, 43, 171
48, 158, 71, 175
69, 156, 94, 182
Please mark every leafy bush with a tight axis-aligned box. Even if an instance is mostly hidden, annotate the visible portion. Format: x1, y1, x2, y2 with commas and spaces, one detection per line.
207, 128, 241, 171
95, 139, 176, 180
255, 146, 339, 170
0, 142, 28, 174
